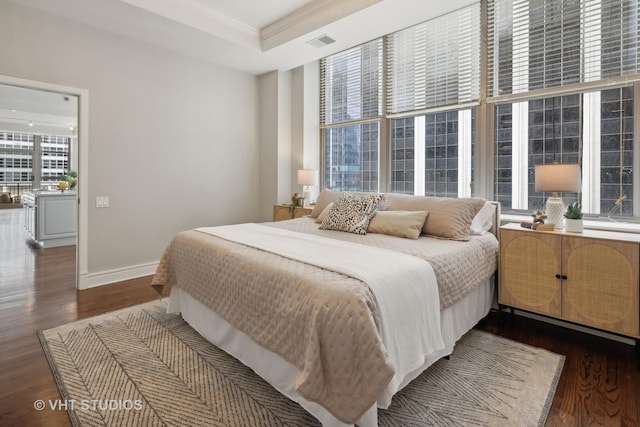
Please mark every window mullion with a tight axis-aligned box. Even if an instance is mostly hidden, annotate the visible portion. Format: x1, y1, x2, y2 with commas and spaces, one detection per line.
511, 101, 529, 210
414, 116, 426, 196
582, 91, 601, 214
458, 110, 473, 197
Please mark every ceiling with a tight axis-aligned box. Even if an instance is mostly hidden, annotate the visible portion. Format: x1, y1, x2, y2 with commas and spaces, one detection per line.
0, 84, 78, 137
7, 0, 477, 75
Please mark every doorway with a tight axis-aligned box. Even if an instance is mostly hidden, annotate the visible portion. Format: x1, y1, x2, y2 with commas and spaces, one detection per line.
0, 74, 89, 290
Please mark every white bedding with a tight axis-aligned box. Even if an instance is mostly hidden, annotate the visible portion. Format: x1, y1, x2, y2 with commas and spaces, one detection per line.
197, 223, 444, 395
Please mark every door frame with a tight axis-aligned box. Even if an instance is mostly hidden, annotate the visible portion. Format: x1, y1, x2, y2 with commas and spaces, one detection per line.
0, 74, 89, 290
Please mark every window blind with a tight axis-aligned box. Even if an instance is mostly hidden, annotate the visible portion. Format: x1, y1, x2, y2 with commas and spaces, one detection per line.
320, 39, 383, 126
385, 3, 481, 117
488, 0, 640, 100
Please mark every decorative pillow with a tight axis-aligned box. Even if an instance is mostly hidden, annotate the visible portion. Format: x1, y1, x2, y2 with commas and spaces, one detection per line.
382, 193, 486, 240
470, 202, 495, 235
320, 193, 385, 235
367, 210, 429, 239
309, 189, 374, 218
315, 202, 334, 224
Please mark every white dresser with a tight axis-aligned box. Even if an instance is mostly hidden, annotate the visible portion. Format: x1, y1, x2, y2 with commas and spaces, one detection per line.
23, 190, 77, 247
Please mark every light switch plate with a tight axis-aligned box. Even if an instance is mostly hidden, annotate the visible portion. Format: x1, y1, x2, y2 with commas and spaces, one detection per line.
96, 196, 109, 208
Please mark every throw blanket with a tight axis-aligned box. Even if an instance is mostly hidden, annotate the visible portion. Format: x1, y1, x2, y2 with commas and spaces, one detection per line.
197, 224, 444, 395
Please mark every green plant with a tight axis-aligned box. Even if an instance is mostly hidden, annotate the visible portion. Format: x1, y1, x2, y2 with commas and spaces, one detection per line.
564, 202, 582, 219
61, 170, 78, 190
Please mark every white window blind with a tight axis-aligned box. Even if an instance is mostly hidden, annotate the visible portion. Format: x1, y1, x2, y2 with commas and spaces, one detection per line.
320, 39, 383, 126
488, 0, 640, 100
385, 3, 481, 116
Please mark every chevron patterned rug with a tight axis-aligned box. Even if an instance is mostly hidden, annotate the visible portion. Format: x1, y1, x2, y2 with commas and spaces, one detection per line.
39, 300, 563, 426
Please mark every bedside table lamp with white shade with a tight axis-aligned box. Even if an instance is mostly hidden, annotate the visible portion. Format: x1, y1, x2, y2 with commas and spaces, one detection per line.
534, 162, 581, 229
297, 169, 318, 207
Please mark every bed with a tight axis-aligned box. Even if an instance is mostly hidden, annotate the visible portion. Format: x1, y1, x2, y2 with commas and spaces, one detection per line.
152, 191, 500, 427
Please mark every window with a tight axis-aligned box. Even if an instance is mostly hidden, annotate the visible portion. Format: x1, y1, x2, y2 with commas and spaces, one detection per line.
386, 4, 480, 197
391, 110, 476, 197
489, 0, 640, 217
320, 39, 383, 191
0, 131, 33, 185
0, 131, 71, 187
320, 4, 481, 195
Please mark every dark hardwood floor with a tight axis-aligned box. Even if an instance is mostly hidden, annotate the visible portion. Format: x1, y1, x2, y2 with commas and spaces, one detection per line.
0, 208, 638, 426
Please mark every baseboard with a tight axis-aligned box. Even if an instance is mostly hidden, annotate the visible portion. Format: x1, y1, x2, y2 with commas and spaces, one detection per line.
508, 308, 636, 346
78, 261, 158, 290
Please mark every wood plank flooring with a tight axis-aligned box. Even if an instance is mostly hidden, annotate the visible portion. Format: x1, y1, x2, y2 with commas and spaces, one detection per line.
0, 208, 638, 426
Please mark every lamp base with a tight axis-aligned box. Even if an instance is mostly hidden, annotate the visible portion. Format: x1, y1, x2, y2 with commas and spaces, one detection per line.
303, 189, 312, 207
545, 197, 564, 229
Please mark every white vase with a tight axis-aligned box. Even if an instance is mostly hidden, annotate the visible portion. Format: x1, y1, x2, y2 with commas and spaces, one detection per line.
564, 218, 583, 233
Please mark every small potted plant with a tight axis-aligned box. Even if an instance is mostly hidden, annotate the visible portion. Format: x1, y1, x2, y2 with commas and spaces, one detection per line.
61, 170, 78, 190
564, 202, 583, 233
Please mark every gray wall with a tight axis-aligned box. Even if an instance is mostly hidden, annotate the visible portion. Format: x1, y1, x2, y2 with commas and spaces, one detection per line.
0, 1, 259, 286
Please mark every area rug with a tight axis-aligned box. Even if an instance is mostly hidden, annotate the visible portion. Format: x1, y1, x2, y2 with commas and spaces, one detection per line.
39, 301, 564, 426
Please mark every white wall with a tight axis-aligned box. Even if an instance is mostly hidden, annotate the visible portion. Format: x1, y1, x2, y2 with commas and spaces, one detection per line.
0, 1, 259, 287
257, 65, 320, 221
258, 70, 293, 222
291, 63, 320, 203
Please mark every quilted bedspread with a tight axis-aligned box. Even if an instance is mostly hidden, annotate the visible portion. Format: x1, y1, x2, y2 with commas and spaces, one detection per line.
151, 218, 498, 423
272, 218, 499, 309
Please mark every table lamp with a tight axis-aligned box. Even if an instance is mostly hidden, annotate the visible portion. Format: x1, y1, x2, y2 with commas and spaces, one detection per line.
297, 169, 318, 207
534, 163, 581, 229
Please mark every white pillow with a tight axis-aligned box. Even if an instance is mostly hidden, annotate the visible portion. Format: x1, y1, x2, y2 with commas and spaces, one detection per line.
470, 202, 495, 235
315, 202, 334, 224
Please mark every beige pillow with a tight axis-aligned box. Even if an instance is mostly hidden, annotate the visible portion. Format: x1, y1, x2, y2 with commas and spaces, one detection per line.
315, 202, 334, 223
310, 190, 339, 218
383, 193, 486, 240
367, 210, 428, 239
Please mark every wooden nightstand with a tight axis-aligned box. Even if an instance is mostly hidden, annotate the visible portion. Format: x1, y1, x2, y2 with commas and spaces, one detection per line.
499, 222, 640, 344
273, 204, 314, 221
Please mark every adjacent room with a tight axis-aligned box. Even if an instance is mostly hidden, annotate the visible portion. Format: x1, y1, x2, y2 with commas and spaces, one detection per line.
1, 0, 639, 426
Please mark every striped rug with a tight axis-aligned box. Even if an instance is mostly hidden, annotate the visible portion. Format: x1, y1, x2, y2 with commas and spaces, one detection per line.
39, 300, 563, 426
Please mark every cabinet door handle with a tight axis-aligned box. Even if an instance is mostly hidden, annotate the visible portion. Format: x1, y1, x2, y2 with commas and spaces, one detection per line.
562, 275, 567, 280
555, 274, 561, 279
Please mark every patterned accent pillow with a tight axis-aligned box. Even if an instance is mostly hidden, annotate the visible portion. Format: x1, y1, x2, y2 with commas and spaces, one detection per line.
320, 192, 385, 235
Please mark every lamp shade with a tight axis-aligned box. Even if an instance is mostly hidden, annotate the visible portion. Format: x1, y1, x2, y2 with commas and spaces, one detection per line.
297, 169, 318, 186
534, 163, 581, 193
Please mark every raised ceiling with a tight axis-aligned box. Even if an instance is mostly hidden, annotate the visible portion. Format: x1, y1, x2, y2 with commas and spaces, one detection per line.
6, 0, 477, 75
